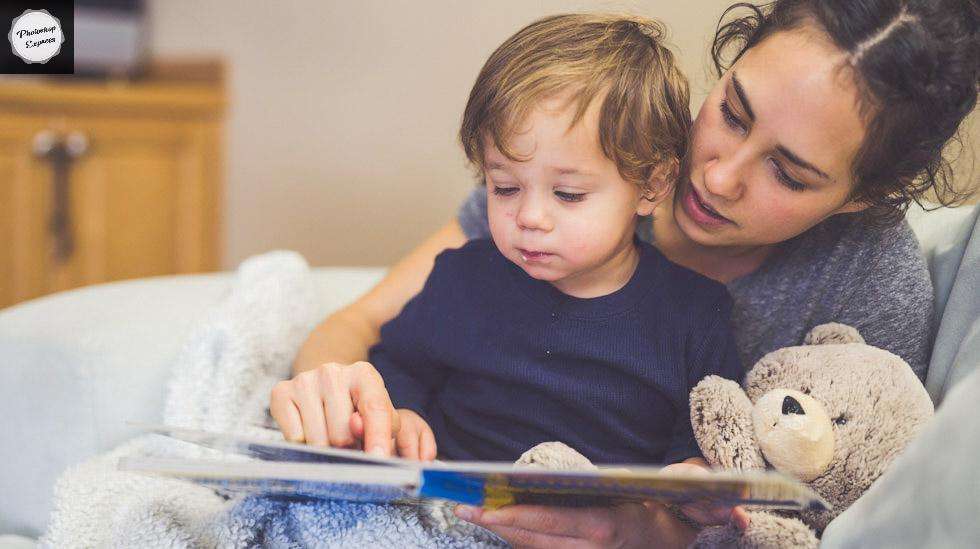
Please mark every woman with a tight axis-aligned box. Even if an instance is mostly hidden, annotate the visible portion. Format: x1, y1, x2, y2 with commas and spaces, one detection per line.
275, 0, 978, 546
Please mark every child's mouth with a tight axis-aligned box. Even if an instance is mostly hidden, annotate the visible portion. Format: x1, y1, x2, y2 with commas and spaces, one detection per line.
518, 249, 552, 262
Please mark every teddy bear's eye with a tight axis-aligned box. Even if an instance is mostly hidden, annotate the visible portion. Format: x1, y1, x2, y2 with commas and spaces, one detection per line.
833, 415, 848, 426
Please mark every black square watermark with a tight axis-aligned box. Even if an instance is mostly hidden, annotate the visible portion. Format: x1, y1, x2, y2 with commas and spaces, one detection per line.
1, 1, 74, 75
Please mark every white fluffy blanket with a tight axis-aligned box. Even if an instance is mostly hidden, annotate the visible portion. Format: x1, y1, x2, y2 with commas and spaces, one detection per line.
40, 251, 503, 548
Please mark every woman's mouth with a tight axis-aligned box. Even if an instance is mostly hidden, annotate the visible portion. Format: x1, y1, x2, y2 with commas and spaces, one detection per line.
682, 184, 732, 227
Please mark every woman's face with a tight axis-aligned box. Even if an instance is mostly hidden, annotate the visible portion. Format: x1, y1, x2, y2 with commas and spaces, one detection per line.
674, 27, 870, 249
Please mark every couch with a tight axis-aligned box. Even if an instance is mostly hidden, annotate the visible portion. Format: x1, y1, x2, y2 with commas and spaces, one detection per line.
1, 203, 977, 544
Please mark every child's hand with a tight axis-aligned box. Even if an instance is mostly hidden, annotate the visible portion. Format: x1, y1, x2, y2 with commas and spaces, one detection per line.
269, 361, 400, 456
661, 460, 751, 530
351, 408, 437, 461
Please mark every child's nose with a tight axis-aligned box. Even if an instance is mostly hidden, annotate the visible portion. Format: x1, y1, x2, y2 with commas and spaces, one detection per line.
516, 196, 553, 232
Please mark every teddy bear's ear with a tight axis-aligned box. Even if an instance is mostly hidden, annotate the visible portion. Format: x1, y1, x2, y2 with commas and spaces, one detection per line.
804, 323, 865, 345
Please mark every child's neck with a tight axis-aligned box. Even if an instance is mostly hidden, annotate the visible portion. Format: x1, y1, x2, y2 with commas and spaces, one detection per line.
550, 236, 640, 299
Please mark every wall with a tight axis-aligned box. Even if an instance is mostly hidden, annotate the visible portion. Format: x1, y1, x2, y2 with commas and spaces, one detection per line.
148, 0, 977, 268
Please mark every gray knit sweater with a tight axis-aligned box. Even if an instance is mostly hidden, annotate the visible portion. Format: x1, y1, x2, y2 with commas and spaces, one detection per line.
457, 188, 933, 379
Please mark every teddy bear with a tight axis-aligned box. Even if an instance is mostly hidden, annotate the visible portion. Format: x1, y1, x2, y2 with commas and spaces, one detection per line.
688, 322, 935, 548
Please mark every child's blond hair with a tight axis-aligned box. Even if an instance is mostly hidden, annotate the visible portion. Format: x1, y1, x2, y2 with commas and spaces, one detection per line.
459, 13, 692, 191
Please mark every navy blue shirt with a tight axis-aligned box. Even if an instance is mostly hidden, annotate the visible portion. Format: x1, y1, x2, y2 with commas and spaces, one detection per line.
369, 238, 743, 464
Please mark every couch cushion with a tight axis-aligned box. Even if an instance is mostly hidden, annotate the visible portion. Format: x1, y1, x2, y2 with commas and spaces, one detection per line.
906, 203, 980, 404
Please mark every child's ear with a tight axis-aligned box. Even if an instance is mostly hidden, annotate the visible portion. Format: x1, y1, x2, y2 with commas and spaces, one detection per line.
636, 160, 676, 216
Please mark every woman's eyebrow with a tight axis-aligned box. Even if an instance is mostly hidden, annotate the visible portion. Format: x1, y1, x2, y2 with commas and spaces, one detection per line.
731, 73, 756, 121
777, 146, 832, 180
732, 72, 832, 181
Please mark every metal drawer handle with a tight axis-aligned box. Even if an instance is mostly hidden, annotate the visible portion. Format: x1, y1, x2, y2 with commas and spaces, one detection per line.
32, 130, 90, 263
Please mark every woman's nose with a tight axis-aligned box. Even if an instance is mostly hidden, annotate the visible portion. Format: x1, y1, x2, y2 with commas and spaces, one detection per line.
516, 195, 553, 232
702, 152, 747, 201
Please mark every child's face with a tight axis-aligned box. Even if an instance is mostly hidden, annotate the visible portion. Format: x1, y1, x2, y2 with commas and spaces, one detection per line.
485, 93, 658, 296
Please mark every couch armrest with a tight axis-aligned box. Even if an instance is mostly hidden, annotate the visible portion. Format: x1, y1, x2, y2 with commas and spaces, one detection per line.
0, 267, 385, 538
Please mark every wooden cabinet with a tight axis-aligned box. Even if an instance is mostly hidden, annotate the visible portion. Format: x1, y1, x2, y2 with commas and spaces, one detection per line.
0, 64, 225, 308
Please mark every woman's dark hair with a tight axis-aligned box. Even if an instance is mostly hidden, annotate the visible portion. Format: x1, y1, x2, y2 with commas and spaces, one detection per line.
712, 0, 979, 225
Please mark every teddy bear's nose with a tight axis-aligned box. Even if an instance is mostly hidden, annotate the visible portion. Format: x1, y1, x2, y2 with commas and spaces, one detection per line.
782, 395, 805, 415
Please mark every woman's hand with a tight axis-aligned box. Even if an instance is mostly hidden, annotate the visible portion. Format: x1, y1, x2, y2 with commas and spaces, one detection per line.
660, 461, 751, 529
269, 361, 400, 456
455, 502, 676, 549
350, 408, 437, 461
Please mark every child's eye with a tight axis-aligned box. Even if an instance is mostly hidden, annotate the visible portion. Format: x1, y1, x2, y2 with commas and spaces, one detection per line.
492, 186, 518, 197
719, 100, 747, 135
554, 190, 585, 202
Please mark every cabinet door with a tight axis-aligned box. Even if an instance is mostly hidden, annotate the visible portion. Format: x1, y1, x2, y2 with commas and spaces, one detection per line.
64, 116, 220, 286
0, 115, 220, 308
0, 115, 57, 307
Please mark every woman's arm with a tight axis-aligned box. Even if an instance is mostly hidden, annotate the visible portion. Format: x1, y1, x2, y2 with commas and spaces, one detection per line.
292, 219, 467, 374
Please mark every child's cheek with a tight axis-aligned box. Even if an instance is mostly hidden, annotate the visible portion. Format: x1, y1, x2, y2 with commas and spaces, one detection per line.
560, 231, 593, 264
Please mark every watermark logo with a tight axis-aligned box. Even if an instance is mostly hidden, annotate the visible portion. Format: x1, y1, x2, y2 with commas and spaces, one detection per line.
8, 9, 64, 64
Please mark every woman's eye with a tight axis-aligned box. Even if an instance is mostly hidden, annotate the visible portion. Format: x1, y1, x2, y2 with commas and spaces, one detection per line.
492, 186, 518, 197
554, 190, 586, 202
720, 100, 747, 134
768, 159, 807, 192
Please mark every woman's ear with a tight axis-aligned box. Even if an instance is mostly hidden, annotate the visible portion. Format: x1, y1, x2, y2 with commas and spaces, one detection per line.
833, 199, 870, 215
636, 160, 677, 216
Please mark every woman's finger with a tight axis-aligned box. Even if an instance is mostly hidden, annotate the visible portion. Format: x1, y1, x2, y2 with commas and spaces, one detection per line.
461, 504, 620, 542
732, 506, 751, 530
349, 363, 398, 455
295, 388, 329, 446
349, 411, 364, 441
419, 426, 437, 461
269, 382, 304, 442
319, 365, 356, 447
478, 524, 596, 549
395, 422, 420, 460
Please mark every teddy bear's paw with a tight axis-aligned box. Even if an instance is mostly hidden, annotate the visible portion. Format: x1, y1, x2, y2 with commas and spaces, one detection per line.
690, 524, 740, 548
735, 512, 819, 549
689, 378, 766, 472
515, 441, 597, 470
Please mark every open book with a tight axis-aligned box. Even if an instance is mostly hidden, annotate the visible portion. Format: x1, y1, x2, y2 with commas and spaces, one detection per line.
119, 425, 829, 512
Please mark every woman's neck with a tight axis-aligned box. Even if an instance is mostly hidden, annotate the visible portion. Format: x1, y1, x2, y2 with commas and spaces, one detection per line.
651, 201, 776, 284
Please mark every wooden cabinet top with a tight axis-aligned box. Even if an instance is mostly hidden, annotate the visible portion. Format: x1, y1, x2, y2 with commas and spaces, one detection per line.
0, 59, 227, 119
